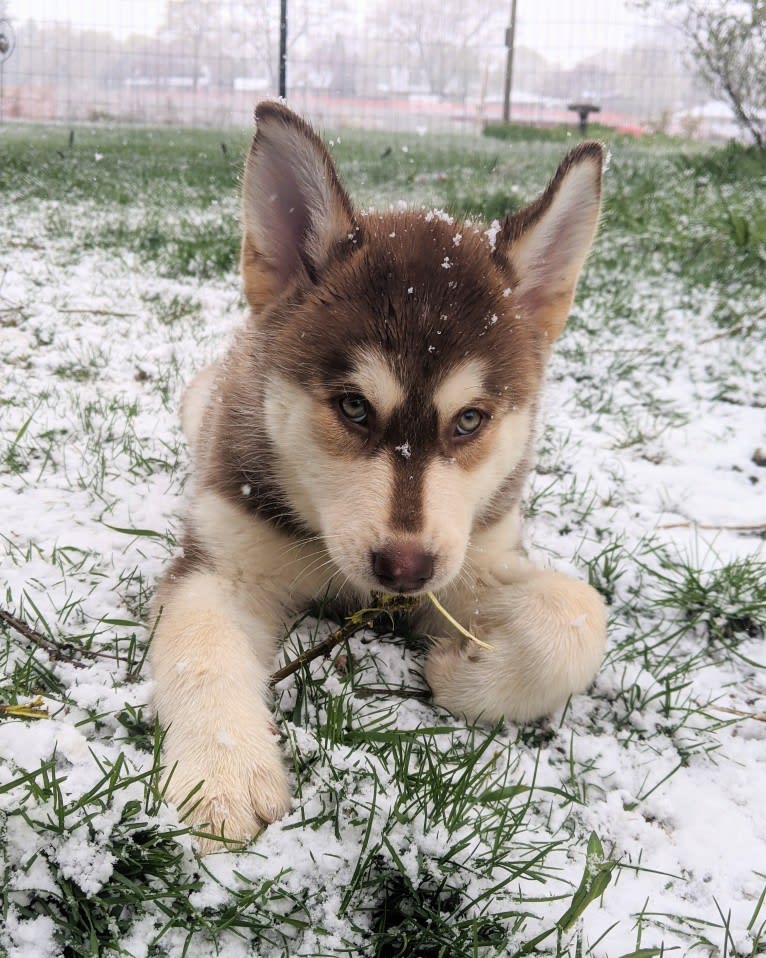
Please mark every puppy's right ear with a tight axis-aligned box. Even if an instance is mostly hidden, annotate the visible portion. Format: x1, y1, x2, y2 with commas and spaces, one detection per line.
241, 101, 359, 311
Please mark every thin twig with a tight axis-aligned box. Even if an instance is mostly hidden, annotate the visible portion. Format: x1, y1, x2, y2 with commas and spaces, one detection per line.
657, 521, 766, 533
4, 240, 44, 250
706, 704, 766, 724
58, 307, 137, 318
351, 686, 431, 700
0, 607, 89, 668
269, 595, 418, 687
698, 323, 746, 344
698, 306, 764, 345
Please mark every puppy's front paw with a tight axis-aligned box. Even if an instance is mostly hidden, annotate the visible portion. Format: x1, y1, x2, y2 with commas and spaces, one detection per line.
425, 638, 488, 720
425, 574, 607, 724
164, 733, 291, 854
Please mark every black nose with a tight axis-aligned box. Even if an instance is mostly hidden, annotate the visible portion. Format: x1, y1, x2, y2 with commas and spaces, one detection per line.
372, 545, 434, 593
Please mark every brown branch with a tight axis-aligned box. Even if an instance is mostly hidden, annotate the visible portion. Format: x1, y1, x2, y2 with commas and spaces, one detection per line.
270, 595, 419, 687
352, 686, 431, 700
706, 704, 766, 724
657, 521, 766, 533
58, 308, 137, 318
698, 322, 746, 344
4, 594, 425, 692
698, 307, 764, 345
4, 240, 44, 250
0, 607, 92, 668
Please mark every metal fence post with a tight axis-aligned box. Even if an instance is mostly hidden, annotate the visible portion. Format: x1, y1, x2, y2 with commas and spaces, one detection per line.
279, 0, 287, 99
0, 18, 16, 125
502, 0, 517, 124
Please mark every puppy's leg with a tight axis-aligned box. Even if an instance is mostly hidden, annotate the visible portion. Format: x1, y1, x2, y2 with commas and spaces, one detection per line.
424, 563, 606, 723
180, 363, 220, 452
150, 570, 290, 852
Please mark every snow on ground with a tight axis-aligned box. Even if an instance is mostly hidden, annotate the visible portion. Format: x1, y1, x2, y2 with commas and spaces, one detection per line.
1, 133, 765, 957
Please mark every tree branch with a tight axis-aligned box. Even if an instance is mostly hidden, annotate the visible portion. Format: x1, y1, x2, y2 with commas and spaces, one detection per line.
3, 595, 426, 694
0, 607, 89, 668
270, 594, 419, 687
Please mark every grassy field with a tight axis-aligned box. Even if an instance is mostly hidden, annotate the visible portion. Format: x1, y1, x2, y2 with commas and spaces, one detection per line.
1, 119, 765, 958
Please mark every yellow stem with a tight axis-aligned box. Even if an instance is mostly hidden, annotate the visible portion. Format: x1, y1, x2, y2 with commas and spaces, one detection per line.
426, 592, 495, 652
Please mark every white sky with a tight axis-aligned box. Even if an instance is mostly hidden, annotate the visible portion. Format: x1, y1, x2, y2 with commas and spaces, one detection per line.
8, 0, 659, 67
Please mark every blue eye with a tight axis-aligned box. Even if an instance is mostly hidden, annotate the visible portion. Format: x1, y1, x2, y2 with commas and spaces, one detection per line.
454, 408, 483, 436
339, 394, 369, 425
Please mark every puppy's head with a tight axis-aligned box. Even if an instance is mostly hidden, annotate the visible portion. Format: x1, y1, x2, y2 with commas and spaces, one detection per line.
237, 102, 603, 596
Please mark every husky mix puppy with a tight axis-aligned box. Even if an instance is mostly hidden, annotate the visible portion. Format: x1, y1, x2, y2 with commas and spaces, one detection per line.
150, 102, 607, 851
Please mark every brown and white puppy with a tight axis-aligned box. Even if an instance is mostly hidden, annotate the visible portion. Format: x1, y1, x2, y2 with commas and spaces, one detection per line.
150, 102, 607, 851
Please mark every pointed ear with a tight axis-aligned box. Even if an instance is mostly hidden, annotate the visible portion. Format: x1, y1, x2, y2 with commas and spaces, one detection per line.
496, 141, 604, 343
241, 101, 359, 311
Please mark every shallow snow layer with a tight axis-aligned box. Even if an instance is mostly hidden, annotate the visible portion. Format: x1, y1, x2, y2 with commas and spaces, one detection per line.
1, 140, 765, 958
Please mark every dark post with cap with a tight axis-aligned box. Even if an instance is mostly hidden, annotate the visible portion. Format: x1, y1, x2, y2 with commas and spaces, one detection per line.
568, 102, 601, 135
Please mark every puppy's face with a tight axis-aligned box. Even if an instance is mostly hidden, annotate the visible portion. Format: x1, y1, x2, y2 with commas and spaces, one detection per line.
236, 103, 603, 596
257, 216, 538, 594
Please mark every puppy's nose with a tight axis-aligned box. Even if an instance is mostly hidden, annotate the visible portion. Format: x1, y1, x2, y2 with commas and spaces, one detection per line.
372, 545, 434, 593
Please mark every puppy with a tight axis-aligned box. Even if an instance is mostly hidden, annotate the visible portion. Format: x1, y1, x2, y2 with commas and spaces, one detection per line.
150, 101, 607, 850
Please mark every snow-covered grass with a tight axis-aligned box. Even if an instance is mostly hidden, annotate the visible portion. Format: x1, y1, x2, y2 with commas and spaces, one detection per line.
1, 122, 765, 958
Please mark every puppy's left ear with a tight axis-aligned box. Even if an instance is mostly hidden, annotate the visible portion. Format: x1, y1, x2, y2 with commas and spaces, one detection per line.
496, 141, 604, 343
241, 101, 359, 311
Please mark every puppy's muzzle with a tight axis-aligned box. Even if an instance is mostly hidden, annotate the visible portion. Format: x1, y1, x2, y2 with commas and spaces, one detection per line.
372, 544, 435, 593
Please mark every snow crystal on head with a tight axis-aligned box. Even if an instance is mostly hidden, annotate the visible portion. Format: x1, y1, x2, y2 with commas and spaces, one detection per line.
424, 209, 454, 225
485, 219, 502, 250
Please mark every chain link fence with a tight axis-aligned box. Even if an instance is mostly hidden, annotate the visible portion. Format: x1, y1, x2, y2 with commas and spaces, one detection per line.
1, 0, 718, 137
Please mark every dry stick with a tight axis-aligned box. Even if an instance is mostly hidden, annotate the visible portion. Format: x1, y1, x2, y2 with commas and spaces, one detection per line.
5, 239, 44, 249
657, 521, 766, 533
1, 608, 122, 664
698, 322, 747, 344
698, 306, 764, 345
269, 595, 418, 687
352, 686, 430, 700
3, 593, 478, 691
58, 307, 136, 318
0, 607, 90, 668
605, 312, 762, 352
707, 704, 766, 724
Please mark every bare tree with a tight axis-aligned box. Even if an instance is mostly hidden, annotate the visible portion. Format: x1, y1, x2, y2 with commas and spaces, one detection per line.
368, 0, 505, 99
635, 0, 766, 148
226, 1, 279, 88
162, 0, 227, 90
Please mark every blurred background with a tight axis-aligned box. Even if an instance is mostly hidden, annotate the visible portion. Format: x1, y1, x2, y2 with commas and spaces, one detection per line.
0, 0, 751, 141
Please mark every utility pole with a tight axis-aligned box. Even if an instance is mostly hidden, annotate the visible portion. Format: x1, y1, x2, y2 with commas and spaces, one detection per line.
502, 0, 517, 124
279, 0, 287, 99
